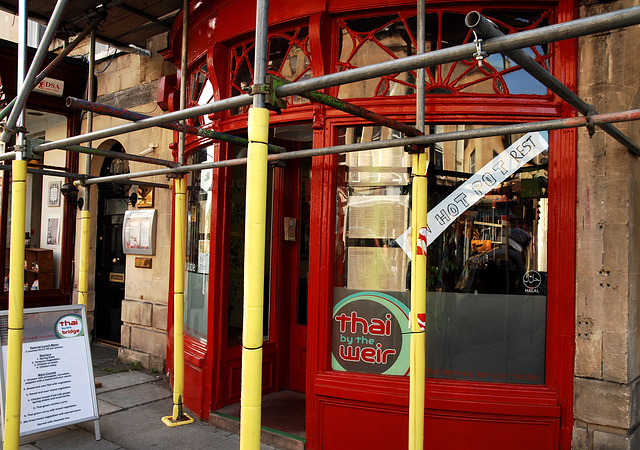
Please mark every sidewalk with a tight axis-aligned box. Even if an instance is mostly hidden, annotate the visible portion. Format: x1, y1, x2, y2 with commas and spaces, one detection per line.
17, 343, 280, 450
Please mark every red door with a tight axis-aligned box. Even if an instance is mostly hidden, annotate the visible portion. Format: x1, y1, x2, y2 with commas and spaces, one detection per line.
285, 156, 311, 393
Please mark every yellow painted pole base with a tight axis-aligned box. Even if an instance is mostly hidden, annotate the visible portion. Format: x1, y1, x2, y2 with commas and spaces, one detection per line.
161, 414, 194, 427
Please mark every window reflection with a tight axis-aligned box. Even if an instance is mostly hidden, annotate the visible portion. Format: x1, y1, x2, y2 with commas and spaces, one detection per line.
336, 9, 551, 99
230, 27, 312, 115
332, 125, 548, 384
184, 146, 215, 340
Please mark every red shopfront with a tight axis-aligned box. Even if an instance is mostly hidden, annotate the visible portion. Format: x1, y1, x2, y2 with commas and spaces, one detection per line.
163, 1, 576, 448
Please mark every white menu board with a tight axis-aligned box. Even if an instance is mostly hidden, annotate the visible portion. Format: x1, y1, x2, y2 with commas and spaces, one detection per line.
0, 305, 99, 437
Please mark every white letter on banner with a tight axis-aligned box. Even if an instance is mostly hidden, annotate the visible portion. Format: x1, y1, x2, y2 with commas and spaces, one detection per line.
396, 132, 548, 259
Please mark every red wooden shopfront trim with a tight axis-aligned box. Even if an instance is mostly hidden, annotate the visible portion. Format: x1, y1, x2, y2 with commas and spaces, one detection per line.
165, 2, 577, 447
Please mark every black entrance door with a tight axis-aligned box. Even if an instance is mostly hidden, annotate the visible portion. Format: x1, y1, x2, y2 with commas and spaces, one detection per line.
95, 158, 129, 343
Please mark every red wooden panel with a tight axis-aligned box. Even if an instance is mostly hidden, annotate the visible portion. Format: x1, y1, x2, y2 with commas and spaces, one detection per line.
318, 398, 559, 450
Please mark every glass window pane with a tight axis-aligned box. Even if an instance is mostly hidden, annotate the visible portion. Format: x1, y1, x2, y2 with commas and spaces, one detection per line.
184, 146, 215, 340
332, 125, 549, 384
426, 127, 548, 385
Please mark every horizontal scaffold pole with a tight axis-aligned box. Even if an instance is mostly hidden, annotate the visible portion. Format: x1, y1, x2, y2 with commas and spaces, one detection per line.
272, 77, 423, 137
29, 138, 179, 168
274, 5, 640, 98
466, 11, 640, 156
33, 5, 640, 153
66, 97, 286, 154
77, 108, 640, 186
0, 165, 88, 179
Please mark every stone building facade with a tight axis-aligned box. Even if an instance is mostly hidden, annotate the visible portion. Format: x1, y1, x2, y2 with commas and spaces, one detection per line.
573, 0, 640, 447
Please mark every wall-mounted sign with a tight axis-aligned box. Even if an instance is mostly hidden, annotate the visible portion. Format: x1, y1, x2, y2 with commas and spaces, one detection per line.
123, 209, 157, 255
0, 305, 99, 438
33, 77, 64, 97
332, 290, 410, 376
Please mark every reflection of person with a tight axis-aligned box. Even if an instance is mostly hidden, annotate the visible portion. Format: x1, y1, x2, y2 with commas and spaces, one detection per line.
455, 226, 532, 295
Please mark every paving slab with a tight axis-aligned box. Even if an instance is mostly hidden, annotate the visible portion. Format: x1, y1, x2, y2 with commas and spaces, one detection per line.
97, 399, 123, 416
96, 380, 171, 409
18, 427, 120, 450
95, 371, 160, 393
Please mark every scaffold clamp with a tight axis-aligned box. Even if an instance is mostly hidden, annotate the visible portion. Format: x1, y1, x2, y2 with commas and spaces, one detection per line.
243, 75, 286, 114
404, 144, 426, 154
23, 137, 43, 161
473, 31, 488, 67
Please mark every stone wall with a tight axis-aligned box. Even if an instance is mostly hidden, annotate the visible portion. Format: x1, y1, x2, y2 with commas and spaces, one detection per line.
573, 0, 640, 448
71, 32, 176, 373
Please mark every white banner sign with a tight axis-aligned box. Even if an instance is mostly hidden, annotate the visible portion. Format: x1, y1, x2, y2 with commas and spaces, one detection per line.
397, 132, 548, 258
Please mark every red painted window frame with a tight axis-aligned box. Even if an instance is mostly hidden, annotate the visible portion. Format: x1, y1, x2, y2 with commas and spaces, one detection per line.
166, 2, 576, 446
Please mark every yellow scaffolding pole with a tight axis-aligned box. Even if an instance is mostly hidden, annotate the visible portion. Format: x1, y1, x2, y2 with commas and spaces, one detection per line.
409, 152, 428, 450
78, 210, 90, 307
240, 106, 269, 449
4, 159, 27, 449
162, 177, 194, 426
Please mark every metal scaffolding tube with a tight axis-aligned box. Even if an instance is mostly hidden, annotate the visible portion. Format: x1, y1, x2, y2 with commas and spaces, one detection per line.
274, 77, 423, 137
275, 5, 640, 98
0, 165, 88, 180
33, 6, 640, 154
0, 151, 18, 161
66, 97, 286, 153
77, 108, 640, 187
1, 0, 70, 144
0, 14, 105, 122
466, 11, 640, 156
29, 138, 179, 167
34, 95, 253, 152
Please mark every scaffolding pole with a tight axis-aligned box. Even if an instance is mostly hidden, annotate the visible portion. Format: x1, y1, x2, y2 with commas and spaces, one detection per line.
1, 0, 70, 144
65, 97, 286, 154
240, 0, 269, 447
273, 77, 423, 137
3, 1, 28, 447
71, 108, 640, 187
466, 11, 640, 156
409, 0, 427, 448
162, 0, 194, 428
29, 138, 179, 168
31, 5, 640, 154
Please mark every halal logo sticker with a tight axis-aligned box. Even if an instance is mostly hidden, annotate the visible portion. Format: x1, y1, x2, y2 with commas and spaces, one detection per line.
523, 270, 542, 293
331, 291, 410, 376
55, 314, 83, 338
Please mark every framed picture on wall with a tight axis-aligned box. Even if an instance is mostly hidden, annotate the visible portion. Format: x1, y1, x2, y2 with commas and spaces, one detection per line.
48, 181, 61, 207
